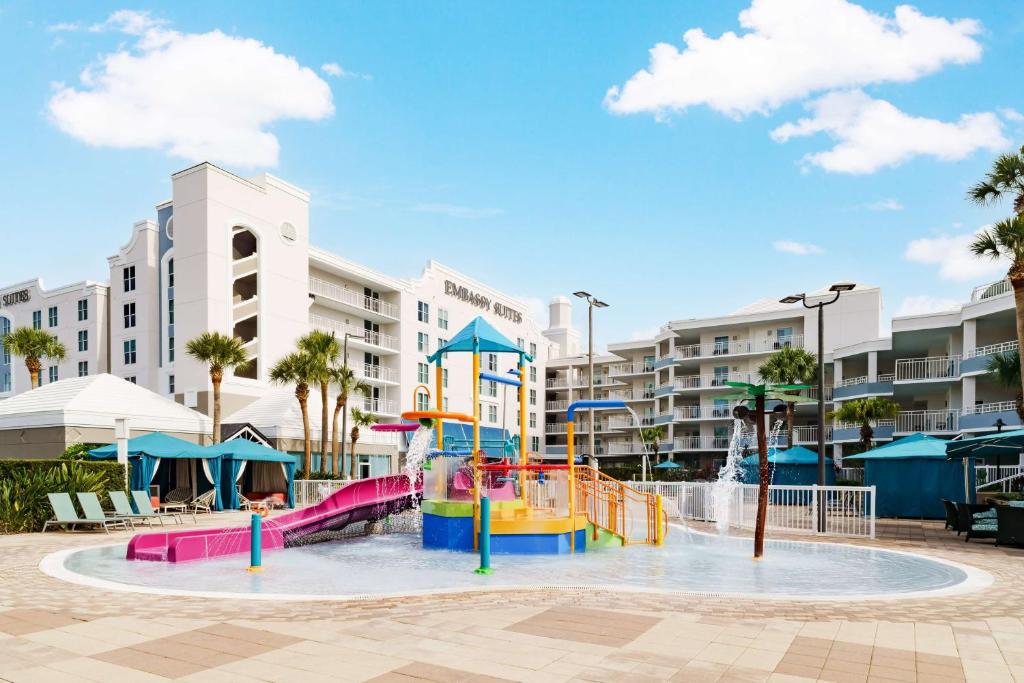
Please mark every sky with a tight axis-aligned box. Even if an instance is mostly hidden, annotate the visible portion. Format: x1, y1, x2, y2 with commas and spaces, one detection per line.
1, 0, 1023, 351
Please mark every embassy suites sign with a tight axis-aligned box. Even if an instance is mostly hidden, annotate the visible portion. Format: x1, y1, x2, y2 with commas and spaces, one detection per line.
0, 289, 30, 308
444, 280, 523, 324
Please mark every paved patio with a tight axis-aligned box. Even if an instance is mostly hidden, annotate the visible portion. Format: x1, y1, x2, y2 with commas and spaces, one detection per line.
2, 515, 1024, 682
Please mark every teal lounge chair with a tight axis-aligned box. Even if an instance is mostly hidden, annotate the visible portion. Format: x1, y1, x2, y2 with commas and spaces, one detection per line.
42, 493, 125, 533
131, 490, 185, 524
76, 493, 133, 530
109, 491, 164, 526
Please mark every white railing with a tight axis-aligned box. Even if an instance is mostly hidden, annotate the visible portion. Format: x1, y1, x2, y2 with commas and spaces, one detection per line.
310, 314, 400, 351
545, 374, 615, 389
976, 465, 1024, 492
834, 419, 894, 431
962, 401, 1018, 416
544, 421, 607, 434
362, 398, 397, 415
294, 479, 349, 508
964, 340, 1019, 359
792, 425, 834, 443
607, 414, 656, 429
672, 405, 735, 421
309, 277, 400, 319
971, 278, 1012, 302
674, 435, 730, 450
605, 442, 648, 455
633, 482, 875, 538
609, 362, 655, 376
894, 409, 959, 433
670, 335, 805, 360
355, 363, 399, 384
804, 386, 834, 402
671, 373, 756, 391
674, 406, 700, 420
895, 355, 960, 381
546, 400, 569, 411
836, 467, 863, 482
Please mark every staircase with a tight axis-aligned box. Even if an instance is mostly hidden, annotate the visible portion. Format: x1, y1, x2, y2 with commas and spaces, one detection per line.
575, 466, 663, 545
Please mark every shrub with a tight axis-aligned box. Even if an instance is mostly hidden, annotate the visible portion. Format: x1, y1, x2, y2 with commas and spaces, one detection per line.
60, 443, 103, 460
0, 460, 127, 534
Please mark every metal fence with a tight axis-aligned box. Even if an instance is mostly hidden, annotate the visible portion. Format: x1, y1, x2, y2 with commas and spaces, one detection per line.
631, 481, 876, 538
294, 479, 349, 508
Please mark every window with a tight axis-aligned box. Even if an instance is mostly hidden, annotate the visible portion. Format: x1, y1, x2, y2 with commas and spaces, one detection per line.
529, 366, 537, 383
437, 337, 447, 354
167, 258, 174, 288
123, 339, 137, 365
123, 302, 136, 328
168, 336, 175, 363
48, 366, 58, 383
417, 392, 430, 410
417, 332, 429, 353
488, 405, 498, 423
1, 318, 9, 364
487, 353, 497, 371
529, 412, 537, 428
31, 310, 41, 329
442, 368, 448, 388
438, 308, 448, 330
417, 301, 429, 323
713, 366, 729, 386
529, 389, 537, 406
443, 397, 449, 411
126, 376, 136, 384
529, 342, 536, 358
531, 436, 540, 453
1, 374, 8, 393
77, 299, 88, 321
417, 362, 429, 384
78, 361, 88, 377
48, 306, 58, 327
77, 330, 88, 352
123, 265, 136, 292
775, 327, 794, 349
482, 380, 497, 398
168, 299, 174, 325
168, 375, 175, 394
713, 335, 729, 355
516, 337, 525, 350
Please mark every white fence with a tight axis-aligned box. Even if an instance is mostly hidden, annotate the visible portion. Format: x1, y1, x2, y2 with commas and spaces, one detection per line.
294, 479, 349, 508
631, 481, 876, 538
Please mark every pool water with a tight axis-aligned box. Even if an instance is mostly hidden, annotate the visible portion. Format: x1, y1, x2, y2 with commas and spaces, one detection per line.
54, 526, 983, 601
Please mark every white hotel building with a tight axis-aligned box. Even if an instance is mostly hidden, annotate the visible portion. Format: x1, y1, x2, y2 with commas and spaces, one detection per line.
0, 163, 552, 467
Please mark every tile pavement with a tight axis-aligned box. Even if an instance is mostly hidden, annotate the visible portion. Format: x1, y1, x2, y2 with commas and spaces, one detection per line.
2, 515, 1024, 681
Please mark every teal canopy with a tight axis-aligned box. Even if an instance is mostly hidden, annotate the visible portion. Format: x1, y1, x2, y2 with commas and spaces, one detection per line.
211, 439, 296, 510
846, 432, 948, 460
88, 432, 208, 459
946, 428, 1024, 460
739, 446, 834, 486
427, 316, 534, 363
204, 439, 294, 462
653, 460, 682, 469
740, 445, 821, 466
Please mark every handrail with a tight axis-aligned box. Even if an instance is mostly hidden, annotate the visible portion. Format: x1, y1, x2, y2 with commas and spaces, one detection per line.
574, 465, 660, 545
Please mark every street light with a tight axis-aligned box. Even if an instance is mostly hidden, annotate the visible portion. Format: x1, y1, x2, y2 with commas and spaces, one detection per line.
779, 283, 855, 532
574, 291, 608, 468
340, 331, 365, 477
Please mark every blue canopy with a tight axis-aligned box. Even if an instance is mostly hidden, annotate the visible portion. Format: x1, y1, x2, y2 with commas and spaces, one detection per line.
654, 460, 681, 469
208, 439, 296, 510
739, 446, 835, 486
946, 428, 1024, 460
204, 439, 294, 462
427, 316, 533, 362
845, 432, 947, 460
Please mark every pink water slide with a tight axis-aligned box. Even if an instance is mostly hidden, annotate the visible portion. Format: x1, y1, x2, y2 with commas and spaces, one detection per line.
127, 474, 421, 563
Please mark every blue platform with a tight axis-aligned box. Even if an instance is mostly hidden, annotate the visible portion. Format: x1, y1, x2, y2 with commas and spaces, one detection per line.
422, 513, 587, 554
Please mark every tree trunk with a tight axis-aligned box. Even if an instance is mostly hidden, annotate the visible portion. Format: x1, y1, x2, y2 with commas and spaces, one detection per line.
341, 402, 350, 479
349, 429, 359, 480
297, 386, 311, 475
860, 423, 873, 452
26, 357, 41, 389
753, 394, 769, 559
785, 401, 795, 449
211, 369, 223, 444
319, 382, 329, 474
331, 397, 342, 476
1011, 274, 1024, 409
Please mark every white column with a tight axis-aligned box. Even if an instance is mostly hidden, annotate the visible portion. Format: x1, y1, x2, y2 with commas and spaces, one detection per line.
867, 352, 877, 383
962, 375, 976, 413
963, 319, 977, 357
115, 418, 129, 489
833, 359, 843, 386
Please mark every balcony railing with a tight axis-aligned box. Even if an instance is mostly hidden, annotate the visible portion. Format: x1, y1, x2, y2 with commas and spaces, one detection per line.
670, 373, 756, 391
674, 406, 700, 420
608, 362, 655, 376
355, 363, 399, 384
546, 400, 569, 411
971, 278, 1012, 302
803, 386, 834, 402
962, 401, 1018, 416
964, 340, 1019, 359
672, 335, 805, 360
894, 410, 959, 433
545, 374, 614, 389
362, 398, 397, 415
894, 356, 960, 382
792, 425, 833, 443
310, 315, 399, 351
544, 421, 609, 434
674, 404, 735, 420
605, 442, 649, 455
606, 415, 656, 429
309, 277, 399, 320
674, 435, 731, 451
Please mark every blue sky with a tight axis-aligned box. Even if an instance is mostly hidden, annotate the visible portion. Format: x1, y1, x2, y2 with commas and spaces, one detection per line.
1, 1, 1023, 350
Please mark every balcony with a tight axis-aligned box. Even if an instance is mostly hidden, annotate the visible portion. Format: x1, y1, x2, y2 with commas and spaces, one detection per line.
669, 373, 756, 392
606, 415, 656, 430
894, 409, 960, 435
546, 400, 569, 412
673, 404, 735, 421
894, 356, 960, 383
962, 341, 1019, 375
970, 278, 1012, 302
362, 398, 398, 416
792, 425, 833, 444
545, 374, 616, 389
959, 402, 1021, 432
832, 374, 895, 400
673, 435, 731, 451
543, 421, 612, 435
671, 335, 805, 362
604, 442, 648, 455
309, 277, 399, 323
832, 420, 894, 443
354, 363, 399, 385
310, 314, 399, 353
608, 361, 655, 377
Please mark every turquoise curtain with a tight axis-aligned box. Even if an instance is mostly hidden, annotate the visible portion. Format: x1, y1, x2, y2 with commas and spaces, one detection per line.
864, 458, 974, 518
285, 462, 296, 508
222, 459, 245, 510
206, 455, 224, 511
130, 455, 160, 492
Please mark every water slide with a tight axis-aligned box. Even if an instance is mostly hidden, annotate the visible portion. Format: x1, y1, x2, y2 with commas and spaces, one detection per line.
127, 474, 421, 563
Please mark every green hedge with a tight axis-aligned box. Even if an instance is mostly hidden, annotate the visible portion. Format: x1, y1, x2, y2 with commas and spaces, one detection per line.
0, 460, 127, 534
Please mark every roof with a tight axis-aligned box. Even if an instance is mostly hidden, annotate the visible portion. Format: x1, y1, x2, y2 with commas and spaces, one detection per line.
223, 389, 328, 441
740, 445, 830, 466
428, 316, 533, 362
0, 374, 212, 433
204, 439, 293, 462
846, 433, 949, 460
89, 432, 209, 459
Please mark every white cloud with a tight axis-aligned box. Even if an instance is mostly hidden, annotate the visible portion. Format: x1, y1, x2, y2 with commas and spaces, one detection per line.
864, 198, 903, 211
412, 203, 503, 219
47, 22, 83, 32
604, 0, 981, 119
773, 240, 823, 255
904, 227, 1009, 282
1001, 107, 1024, 123
47, 12, 334, 167
771, 90, 1006, 173
894, 295, 961, 317
321, 62, 370, 80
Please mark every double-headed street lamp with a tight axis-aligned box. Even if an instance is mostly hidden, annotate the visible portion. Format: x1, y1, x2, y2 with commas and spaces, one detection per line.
574, 291, 608, 466
780, 283, 855, 532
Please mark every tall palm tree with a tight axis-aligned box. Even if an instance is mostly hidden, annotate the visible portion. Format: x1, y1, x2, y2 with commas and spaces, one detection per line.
829, 397, 900, 452
639, 425, 667, 465
328, 365, 371, 477
270, 352, 316, 474
758, 347, 818, 449
0, 327, 66, 389
969, 145, 1024, 403
184, 332, 250, 444
298, 331, 341, 475
348, 408, 378, 480
987, 350, 1024, 421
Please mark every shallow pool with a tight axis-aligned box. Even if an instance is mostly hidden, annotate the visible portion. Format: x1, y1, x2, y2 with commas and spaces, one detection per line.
50, 526, 985, 601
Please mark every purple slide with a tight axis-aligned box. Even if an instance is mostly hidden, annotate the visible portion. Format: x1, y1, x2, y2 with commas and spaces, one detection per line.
127, 474, 421, 562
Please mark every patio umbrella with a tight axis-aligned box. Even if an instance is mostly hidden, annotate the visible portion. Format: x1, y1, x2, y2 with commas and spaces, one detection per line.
653, 460, 681, 469
946, 429, 1024, 502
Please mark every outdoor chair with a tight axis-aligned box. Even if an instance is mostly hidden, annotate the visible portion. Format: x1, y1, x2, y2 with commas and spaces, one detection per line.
42, 493, 128, 533
995, 502, 1024, 547
131, 490, 185, 524
76, 492, 136, 530
190, 489, 217, 516
941, 499, 960, 532
162, 486, 193, 515
954, 501, 997, 542
109, 491, 164, 526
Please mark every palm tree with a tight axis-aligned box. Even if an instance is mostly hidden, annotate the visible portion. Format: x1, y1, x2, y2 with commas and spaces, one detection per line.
969, 145, 1024, 403
987, 350, 1024, 421
0, 327, 66, 389
829, 397, 900, 452
298, 331, 341, 475
639, 425, 667, 466
270, 352, 316, 474
348, 408, 378, 480
184, 332, 250, 444
328, 365, 371, 477
758, 347, 818, 449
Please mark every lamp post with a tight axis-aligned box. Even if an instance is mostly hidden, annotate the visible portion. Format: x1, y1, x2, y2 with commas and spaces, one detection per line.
340, 331, 365, 478
574, 291, 608, 468
780, 283, 855, 532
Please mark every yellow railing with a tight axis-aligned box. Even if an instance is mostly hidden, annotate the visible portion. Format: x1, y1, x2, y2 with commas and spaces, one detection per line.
575, 466, 663, 545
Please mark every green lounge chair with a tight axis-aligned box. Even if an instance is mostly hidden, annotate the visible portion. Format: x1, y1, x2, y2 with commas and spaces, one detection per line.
42, 493, 125, 533
131, 490, 185, 524
76, 492, 133, 530
109, 491, 164, 526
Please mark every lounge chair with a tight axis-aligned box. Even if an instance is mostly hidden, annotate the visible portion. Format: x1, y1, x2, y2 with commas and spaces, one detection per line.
954, 501, 997, 542
996, 502, 1024, 547
190, 489, 216, 516
42, 493, 127, 533
941, 499, 960, 532
109, 491, 164, 526
131, 490, 185, 524
162, 486, 193, 515
76, 492, 135, 530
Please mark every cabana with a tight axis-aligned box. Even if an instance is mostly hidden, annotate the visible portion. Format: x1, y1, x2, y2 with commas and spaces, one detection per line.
847, 433, 973, 518
206, 439, 296, 509
89, 432, 223, 511
739, 445, 835, 486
